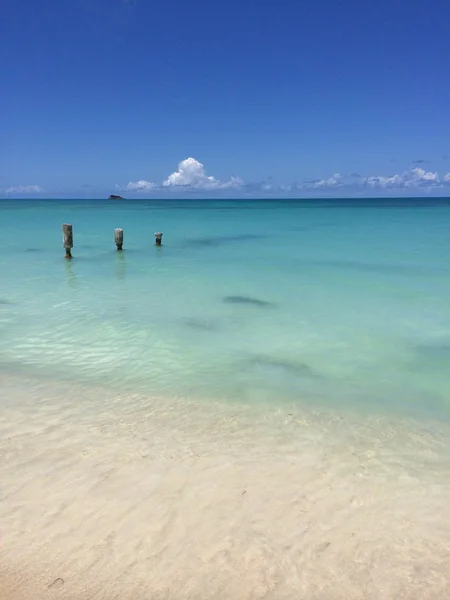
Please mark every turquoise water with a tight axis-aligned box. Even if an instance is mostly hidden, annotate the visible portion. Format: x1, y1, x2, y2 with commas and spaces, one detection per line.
1, 198, 449, 419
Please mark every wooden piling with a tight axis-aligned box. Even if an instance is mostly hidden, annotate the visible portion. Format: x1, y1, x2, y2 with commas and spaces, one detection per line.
62, 224, 73, 259
114, 228, 124, 250
155, 232, 163, 246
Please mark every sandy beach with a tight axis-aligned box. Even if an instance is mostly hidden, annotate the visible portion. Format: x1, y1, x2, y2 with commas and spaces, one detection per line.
1, 373, 450, 599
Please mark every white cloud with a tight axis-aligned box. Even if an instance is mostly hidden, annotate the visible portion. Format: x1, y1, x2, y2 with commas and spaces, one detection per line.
163, 157, 242, 190
122, 180, 156, 192
444, 173, 450, 182
6, 185, 45, 194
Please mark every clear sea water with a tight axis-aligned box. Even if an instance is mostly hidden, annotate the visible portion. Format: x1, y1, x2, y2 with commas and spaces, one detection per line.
1, 198, 449, 420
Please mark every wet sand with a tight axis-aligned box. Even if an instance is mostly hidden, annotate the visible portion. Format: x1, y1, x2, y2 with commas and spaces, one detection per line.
1, 373, 450, 599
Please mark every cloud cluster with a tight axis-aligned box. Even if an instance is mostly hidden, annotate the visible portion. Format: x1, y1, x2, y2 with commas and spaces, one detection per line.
306, 167, 442, 191
121, 157, 242, 193
6, 185, 45, 194
119, 159, 450, 196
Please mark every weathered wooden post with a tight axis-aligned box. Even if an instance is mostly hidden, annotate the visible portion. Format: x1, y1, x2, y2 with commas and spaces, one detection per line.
154, 232, 163, 246
114, 228, 124, 250
62, 224, 73, 259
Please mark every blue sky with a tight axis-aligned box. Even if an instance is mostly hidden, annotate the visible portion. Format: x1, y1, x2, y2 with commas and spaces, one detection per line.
1, 0, 450, 198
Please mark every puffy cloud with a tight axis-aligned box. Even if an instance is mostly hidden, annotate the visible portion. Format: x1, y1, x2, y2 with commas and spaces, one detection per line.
6, 185, 45, 194
443, 173, 450, 182
163, 158, 242, 190
122, 180, 156, 192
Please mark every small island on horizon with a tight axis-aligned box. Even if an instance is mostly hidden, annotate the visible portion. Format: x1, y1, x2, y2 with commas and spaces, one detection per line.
109, 194, 124, 200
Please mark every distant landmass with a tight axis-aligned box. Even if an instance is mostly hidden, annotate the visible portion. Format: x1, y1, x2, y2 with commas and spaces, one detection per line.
109, 194, 124, 200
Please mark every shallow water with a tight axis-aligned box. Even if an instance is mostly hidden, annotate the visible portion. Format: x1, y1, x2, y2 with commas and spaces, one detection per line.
1, 198, 450, 420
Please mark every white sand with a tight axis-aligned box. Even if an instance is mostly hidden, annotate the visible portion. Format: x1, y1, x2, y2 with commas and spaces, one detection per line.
1, 373, 450, 599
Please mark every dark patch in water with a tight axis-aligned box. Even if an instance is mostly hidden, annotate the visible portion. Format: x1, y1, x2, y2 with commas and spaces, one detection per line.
25, 248, 41, 253
249, 356, 321, 378
422, 343, 450, 357
223, 296, 275, 307
181, 318, 219, 331
183, 234, 266, 248
298, 258, 450, 276
0, 298, 13, 305
412, 342, 450, 368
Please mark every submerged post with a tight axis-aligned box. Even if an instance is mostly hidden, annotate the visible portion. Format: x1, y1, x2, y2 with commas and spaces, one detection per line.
114, 228, 124, 250
62, 224, 73, 259
154, 232, 163, 246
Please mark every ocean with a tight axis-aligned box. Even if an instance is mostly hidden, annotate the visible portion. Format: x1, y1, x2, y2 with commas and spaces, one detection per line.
1, 197, 450, 419
1, 197, 450, 599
